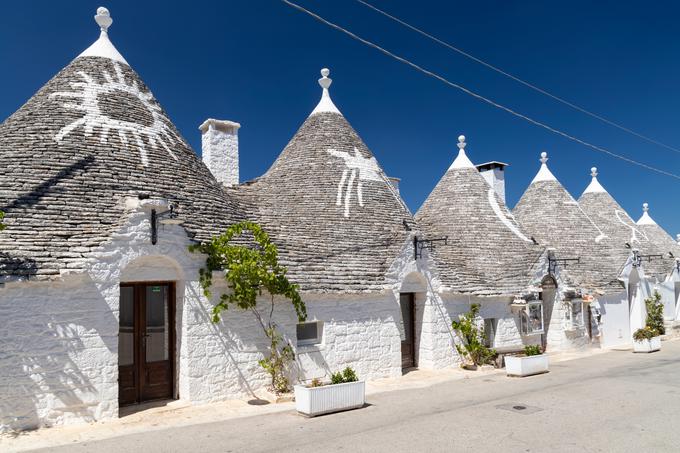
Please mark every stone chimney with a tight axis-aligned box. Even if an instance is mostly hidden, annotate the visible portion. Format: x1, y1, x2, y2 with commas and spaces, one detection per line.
476, 161, 508, 203
199, 119, 241, 186
388, 176, 401, 195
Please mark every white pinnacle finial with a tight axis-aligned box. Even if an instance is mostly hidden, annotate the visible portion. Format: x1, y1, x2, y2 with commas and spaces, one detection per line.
450, 134, 474, 169
583, 165, 606, 194
531, 151, 557, 183
319, 68, 332, 89
95, 7, 113, 34
310, 67, 340, 116
78, 6, 127, 64
637, 202, 656, 225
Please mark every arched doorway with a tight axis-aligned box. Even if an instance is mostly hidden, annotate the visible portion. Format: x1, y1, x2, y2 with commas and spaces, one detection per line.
119, 256, 183, 406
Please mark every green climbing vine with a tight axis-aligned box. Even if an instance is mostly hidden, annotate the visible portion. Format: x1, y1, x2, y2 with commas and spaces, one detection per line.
189, 221, 306, 394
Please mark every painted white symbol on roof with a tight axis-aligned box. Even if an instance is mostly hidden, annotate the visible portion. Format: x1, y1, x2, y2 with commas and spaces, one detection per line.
615, 210, 648, 244
50, 62, 180, 166
328, 147, 383, 217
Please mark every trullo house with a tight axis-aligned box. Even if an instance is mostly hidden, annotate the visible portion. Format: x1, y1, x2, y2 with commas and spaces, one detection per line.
514, 153, 663, 349
634, 202, 680, 322
577, 167, 678, 344
417, 137, 571, 353
0, 6, 462, 433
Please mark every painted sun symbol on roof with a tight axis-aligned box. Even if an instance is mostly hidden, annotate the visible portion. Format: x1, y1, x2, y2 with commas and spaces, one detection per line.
50, 61, 180, 166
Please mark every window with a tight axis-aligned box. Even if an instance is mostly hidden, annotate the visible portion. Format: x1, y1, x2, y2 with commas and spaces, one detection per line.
520, 302, 544, 335
483, 318, 497, 347
565, 300, 585, 329
296, 321, 323, 346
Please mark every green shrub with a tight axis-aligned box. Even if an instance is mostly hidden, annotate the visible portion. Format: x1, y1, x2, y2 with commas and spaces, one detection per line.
189, 221, 306, 394
633, 326, 657, 341
524, 345, 542, 356
644, 291, 665, 336
0, 211, 5, 231
451, 304, 497, 367
633, 290, 666, 342
330, 367, 359, 384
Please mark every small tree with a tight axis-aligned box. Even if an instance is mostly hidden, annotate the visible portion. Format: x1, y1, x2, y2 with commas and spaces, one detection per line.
189, 221, 306, 394
451, 304, 496, 367
644, 290, 665, 336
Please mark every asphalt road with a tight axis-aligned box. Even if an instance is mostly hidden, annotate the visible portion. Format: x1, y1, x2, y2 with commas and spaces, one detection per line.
32, 341, 680, 453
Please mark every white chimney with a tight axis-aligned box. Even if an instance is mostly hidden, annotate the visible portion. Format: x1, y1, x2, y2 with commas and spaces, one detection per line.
476, 161, 508, 204
199, 119, 241, 186
388, 176, 401, 195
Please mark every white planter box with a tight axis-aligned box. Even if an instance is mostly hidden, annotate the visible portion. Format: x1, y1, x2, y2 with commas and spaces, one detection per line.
505, 354, 549, 377
633, 336, 661, 353
294, 381, 365, 417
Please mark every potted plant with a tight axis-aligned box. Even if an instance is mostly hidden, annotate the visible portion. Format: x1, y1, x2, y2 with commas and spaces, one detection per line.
633, 291, 664, 353
294, 367, 365, 417
451, 304, 497, 370
505, 344, 549, 377
633, 327, 661, 353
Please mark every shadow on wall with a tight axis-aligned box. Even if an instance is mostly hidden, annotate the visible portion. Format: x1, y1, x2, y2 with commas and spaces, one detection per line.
0, 253, 37, 280
184, 283, 268, 399
0, 276, 118, 433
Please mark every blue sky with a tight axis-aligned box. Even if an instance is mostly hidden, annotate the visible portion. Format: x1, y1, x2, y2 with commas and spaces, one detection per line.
1, 0, 679, 236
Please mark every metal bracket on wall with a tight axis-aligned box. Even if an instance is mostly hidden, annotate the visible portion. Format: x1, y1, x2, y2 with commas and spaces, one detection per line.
150, 205, 180, 245
548, 256, 580, 275
413, 236, 448, 259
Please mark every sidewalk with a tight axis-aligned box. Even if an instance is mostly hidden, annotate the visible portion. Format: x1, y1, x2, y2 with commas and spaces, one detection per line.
0, 344, 617, 452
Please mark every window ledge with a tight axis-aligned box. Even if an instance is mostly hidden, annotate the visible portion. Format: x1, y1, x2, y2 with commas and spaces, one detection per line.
296, 344, 323, 353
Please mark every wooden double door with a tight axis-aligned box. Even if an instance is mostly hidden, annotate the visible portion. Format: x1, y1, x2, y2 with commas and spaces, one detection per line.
118, 282, 176, 406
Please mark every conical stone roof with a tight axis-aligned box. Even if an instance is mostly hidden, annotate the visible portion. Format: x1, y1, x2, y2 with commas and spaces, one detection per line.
635, 203, 680, 261
416, 136, 544, 296
0, 9, 243, 280
578, 169, 673, 280
513, 153, 622, 292
231, 69, 413, 292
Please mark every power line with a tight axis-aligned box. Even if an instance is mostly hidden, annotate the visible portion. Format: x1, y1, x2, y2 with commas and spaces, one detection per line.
355, 0, 680, 156
281, 0, 680, 181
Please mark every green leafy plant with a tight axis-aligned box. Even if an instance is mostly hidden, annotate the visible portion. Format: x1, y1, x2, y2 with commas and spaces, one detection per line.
524, 345, 542, 356
451, 304, 497, 367
644, 290, 665, 336
633, 290, 666, 342
0, 211, 5, 231
189, 221, 306, 394
330, 367, 359, 385
633, 326, 657, 342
